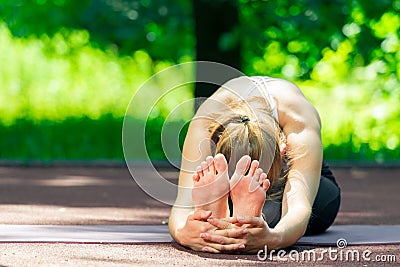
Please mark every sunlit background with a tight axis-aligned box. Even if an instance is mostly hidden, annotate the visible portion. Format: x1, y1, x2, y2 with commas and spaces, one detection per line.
0, 0, 399, 162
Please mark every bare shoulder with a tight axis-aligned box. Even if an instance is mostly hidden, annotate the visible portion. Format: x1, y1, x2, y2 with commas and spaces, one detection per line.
267, 79, 321, 131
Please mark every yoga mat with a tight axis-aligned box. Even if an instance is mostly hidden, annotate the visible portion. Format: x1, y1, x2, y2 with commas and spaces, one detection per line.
0, 225, 399, 245
296, 225, 400, 246
0, 225, 172, 243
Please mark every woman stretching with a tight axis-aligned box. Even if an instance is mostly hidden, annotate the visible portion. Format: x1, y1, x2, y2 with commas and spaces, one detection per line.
168, 76, 341, 253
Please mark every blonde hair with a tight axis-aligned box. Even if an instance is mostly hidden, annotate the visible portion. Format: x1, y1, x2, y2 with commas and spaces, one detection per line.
208, 96, 288, 200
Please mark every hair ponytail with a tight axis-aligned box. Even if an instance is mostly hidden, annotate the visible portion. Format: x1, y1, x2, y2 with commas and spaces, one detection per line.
208, 97, 288, 201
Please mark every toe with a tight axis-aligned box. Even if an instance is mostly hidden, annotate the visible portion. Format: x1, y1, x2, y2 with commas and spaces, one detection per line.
235, 155, 251, 175
249, 168, 263, 192
201, 161, 209, 174
192, 173, 200, 182
230, 155, 251, 189
206, 156, 215, 173
248, 160, 259, 177
255, 168, 263, 181
261, 174, 270, 191
214, 153, 228, 174
196, 166, 203, 177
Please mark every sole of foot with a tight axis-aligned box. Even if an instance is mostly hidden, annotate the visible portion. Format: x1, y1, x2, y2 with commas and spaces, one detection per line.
192, 154, 230, 218
230, 155, 270, 217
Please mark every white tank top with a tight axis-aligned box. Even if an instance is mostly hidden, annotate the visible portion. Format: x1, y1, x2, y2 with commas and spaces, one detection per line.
247, 76, 279, 122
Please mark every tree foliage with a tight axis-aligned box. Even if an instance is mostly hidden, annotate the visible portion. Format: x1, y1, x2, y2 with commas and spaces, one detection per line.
0, 0, 194, 60
0, 0, 398, 161
239, 0, 399, 79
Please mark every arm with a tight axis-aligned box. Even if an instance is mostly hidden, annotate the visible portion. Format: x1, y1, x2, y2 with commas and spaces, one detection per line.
271, 79, 323, 248
168, 117, 211, 241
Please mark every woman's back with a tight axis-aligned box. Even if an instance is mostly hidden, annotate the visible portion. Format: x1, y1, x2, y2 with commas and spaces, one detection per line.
195, 76, 279, 123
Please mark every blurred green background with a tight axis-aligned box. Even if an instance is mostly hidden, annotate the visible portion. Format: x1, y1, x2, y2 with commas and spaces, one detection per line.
0, 0, 399, 162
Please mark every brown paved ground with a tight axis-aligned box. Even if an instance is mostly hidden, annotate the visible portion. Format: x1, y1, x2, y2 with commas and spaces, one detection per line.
0, 166, 399, 266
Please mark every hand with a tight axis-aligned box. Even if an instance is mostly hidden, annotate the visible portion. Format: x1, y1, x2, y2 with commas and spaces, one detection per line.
176, 210, 247, 253
204, 216, 282, 253
198, 217, 248, 253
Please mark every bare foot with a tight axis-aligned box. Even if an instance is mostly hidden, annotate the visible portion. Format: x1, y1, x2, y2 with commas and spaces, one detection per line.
230, 155, 271, 217
192, 154, 230, 218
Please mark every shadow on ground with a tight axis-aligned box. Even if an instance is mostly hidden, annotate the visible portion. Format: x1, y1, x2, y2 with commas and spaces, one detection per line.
0, 166, 399, 225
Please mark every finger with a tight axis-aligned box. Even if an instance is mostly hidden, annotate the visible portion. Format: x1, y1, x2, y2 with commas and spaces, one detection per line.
202, 246, 220, 253
226, 216, 239, 223
212, 228, 248, 238
235, 216, 265, 227
225, 217, 247, 226
206, 242, 245, 252
200, 232, 242, 245
190, 210, 212, 221
207, 217, 232, 229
